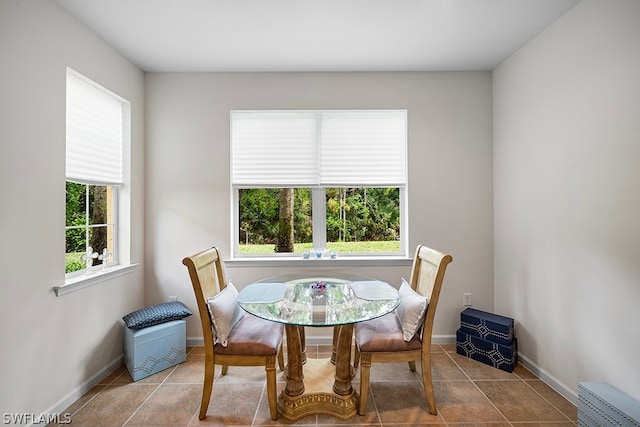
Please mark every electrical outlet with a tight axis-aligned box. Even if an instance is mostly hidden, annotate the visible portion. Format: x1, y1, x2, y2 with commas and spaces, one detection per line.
168, 296, 178, 302
463, 293, 472, 306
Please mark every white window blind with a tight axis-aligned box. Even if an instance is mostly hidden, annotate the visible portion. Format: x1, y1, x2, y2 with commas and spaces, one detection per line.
231, 110, 406, 187
66, 70, 124, 185
231, 112, 318, 186
319, 111, 406, 186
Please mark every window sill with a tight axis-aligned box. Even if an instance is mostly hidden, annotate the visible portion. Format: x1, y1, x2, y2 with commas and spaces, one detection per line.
225, 256, 412, 268
54, 263, 139, 297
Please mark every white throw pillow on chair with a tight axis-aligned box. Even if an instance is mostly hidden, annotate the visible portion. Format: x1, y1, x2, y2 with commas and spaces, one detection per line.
207, 282, 244, 347
395, 278, 428, 341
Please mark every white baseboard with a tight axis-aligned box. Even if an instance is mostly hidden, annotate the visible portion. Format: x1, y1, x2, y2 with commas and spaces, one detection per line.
516, 353, 578, 405
432, 334, 456, 344
187, 337, 204, 346
39, 355, 124, 425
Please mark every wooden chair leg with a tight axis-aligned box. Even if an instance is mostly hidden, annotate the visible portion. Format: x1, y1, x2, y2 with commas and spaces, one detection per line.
358, 354, 371, 415
265, 362, 278, 420
299, 327, 307, 364
199, 356, 215, 419
353, 346, 360, 368
277, 342, 285, 371
421, 356, 437, 415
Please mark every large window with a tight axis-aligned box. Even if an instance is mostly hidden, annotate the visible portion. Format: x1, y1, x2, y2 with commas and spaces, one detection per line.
65, 69, 128, 276
231, 110, 407, 258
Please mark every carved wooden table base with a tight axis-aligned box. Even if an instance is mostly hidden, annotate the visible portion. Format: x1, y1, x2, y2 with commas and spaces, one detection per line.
279, 324, 358, 421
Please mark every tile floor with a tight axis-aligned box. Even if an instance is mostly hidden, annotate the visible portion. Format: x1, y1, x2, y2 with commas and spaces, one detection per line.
52, 343, 577, 426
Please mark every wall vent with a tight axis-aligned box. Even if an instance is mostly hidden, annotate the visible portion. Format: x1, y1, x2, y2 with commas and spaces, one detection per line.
578, 382, 640, 426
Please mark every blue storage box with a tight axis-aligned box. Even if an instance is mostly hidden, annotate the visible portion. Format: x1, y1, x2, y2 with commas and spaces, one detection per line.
124, 319, 186, 381
456, 329, 517, 373
460, 307, 514, 346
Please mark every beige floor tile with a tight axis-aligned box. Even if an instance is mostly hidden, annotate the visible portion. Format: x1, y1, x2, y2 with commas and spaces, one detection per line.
316, 418, 381, 426
66, 384, 158, 427
189, 346, 206, 355
315, 389, 379, 426
365, 361, 423, 382
525, 379, 578, 421
113, 364, 176, 385
430, 352, 467, 381
98, 365, 129, 384
440, 343, 457, 353
57, 384, 107, 416
448, 353, 515, 380
53, 345, 579, 427
191, 382, 266, 426
371, 381, 442, 424
315, 414, 380, 426
434, 380, 507, 423
124, 384, 202, 426
216, 365, 275, 384
444, 423, 510, 426
430, 344, 446, 352
365, 424, 443, 426
513, 362, 537, 379
165, 354, 210, 383
474, 380, 568, 422
253, 396, 316, 426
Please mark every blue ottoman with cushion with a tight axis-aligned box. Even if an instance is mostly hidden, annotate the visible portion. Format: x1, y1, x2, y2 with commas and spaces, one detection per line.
122, 302, 192, 381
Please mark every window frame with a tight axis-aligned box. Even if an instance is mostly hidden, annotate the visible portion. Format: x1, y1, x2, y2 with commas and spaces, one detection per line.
230, 110, 408, 260
65, 183, 118, 278
56, 68, 135, 295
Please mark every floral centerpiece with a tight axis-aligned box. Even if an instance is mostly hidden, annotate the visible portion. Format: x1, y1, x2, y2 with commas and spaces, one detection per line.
310, 280, 327, 296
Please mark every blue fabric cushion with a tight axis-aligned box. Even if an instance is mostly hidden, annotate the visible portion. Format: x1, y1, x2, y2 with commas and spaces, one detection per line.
123, 301, 192, 330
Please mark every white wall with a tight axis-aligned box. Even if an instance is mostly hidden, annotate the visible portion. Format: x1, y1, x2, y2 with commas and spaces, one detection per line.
0, 0, 145, 417
493, 0, 640, 402
144, 72, 493, 342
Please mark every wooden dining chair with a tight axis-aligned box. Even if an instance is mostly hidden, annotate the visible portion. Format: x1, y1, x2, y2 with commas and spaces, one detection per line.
182, 247, 284, 420
354, 244, 452, 415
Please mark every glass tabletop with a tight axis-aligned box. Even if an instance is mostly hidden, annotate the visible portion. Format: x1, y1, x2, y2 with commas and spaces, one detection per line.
237, 277, 400, 327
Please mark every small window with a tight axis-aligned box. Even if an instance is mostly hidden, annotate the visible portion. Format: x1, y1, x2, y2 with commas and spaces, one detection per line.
65, 69, 128, 276
65, 183, 116, 273
232, 110, 407, 258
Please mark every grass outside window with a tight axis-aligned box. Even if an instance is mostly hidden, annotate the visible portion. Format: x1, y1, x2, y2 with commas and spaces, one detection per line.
238, 241, 400, 255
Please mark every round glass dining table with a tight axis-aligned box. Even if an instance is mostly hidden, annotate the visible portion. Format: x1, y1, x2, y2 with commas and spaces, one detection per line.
237, 276, 400, 421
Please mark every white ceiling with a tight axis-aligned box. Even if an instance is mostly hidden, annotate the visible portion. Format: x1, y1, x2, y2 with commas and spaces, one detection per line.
56, 0, 580, 73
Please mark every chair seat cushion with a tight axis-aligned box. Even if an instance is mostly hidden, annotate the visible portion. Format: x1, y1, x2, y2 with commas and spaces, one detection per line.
355, 312, 422, 353
215, 314, 284, 356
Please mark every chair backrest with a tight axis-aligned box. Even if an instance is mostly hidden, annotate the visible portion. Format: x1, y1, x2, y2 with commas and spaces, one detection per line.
182, 247, 228, 349
408, 245, 453, 343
